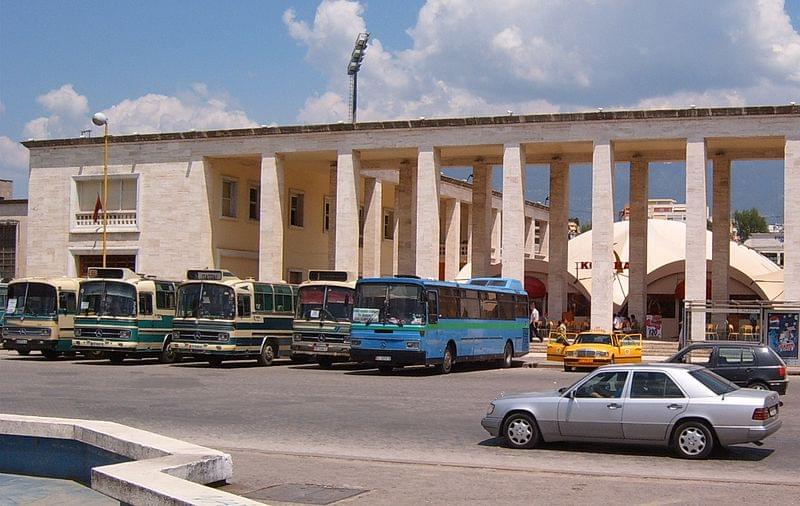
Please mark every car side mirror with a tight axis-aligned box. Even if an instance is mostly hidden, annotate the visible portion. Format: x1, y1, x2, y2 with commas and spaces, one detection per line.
557, 386, 568, 394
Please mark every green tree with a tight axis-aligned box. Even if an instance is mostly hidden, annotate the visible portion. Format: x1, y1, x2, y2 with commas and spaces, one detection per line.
580, 222, 592, 233
733, 208, 768, 242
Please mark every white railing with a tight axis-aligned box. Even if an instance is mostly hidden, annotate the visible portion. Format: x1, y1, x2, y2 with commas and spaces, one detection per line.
75, 211, 137, 227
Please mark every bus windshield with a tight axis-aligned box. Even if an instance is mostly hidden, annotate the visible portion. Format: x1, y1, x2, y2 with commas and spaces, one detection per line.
7, 282, 58, 318
79, 281, 137, 317
177, 283, 235, 320
354, 283, 425, 325
296, 285, 354, 322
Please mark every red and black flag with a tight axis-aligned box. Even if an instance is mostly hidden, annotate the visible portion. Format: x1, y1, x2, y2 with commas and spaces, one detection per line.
92, 194, 103, 223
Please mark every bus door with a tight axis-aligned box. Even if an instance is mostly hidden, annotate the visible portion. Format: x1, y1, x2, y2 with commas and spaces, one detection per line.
137, 289, 162, 350
426, 289, 440, 351
57, 290, 77, 338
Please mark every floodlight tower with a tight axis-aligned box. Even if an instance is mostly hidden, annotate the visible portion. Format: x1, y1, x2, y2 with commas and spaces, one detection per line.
348, 32, 370, 124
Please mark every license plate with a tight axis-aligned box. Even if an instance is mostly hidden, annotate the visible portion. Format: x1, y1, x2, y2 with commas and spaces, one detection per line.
16, 339, 28, 345
189, 343, 204, 350
314, 344, 328, 352
769, 406, 778, 417
375, 355, 391, 362
579, 359, 592, 364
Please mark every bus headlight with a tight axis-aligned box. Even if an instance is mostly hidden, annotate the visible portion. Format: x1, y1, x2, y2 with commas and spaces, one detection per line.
119, 329, 132, 339
405, 341, 420, 350
217, 332, 229, 341
293, 333, 301, 342
351, 339, 361, 347
486, 403, 495, 415
74, 328, 82, 337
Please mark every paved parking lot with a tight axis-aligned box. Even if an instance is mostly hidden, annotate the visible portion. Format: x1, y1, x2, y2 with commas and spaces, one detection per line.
2, 350, 798, 504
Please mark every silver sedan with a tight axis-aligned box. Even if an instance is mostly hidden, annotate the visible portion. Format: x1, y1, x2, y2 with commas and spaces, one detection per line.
481, 363, 782, 459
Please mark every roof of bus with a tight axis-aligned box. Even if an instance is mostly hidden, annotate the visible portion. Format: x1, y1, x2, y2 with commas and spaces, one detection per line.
178, 278, 298, 292
298, 280, 356, 289
356, 277, 526, 294
8, 277, 82, 290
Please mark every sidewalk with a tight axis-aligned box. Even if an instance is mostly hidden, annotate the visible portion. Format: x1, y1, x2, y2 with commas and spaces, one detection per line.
519, 352, 800, 375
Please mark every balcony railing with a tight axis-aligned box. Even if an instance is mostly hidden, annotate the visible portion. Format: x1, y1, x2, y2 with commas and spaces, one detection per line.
75, 211, 138, 228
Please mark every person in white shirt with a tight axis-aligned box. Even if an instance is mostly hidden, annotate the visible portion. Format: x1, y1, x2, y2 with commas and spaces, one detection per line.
530, 303, 542, 342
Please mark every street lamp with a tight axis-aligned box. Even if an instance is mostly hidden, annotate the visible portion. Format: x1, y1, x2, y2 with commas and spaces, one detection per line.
347, 32, 370, 123
91, 112, 109, 267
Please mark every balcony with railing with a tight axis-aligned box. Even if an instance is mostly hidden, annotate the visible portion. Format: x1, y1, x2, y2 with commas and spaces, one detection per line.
73, 210, 138, 232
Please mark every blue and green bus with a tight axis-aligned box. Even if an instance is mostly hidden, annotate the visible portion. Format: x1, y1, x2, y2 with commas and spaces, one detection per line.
72, 268, 178, 364
172, 269, 299, 367
350, 276, 530, 374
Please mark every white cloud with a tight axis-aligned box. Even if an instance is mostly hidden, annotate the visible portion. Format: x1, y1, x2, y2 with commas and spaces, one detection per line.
286, 0, 800, 122
36, 84, 89, 117
0, 136, 30, 196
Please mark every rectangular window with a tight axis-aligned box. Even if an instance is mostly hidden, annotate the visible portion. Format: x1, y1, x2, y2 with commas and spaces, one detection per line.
497, 293, 516, 320
249, 186, 259, 220
289, 191, 304, 227
631, 371, 685, 398
358, 205, 364, 247
438, 287, 459, 319
237, 295, 252, 318
155, 282, 176, 310
383, 209, 394, 240
0, 223, 17, 279
254, 284, 274, 313
288, 270, 303, 285
323, 197, 332, 232
138, 293, 153, 315
77, 178, 138, 213
58, 292, 76, 313
222, 179, 237, 218
274, 284, 295, 312
480, 291, 498, 320
460, 290, 481, 319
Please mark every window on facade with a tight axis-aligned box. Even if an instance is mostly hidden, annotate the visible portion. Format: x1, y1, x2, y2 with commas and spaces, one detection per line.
358, 205, 364, 247
138, 293, 153, 315
647, 294, 676, 318
222, 179, 237, 218
289, 191, 304, 227
249, 186, 259, 220
383, 209, 394, 240
0, 222, 17, 279
76, 178, 137, 213
323, 197, 332, 232
288, 270, 303, 285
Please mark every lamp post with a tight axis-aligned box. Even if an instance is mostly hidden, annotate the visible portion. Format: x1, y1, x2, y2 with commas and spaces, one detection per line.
347, 32, 370, 123
91, 112, 109, 267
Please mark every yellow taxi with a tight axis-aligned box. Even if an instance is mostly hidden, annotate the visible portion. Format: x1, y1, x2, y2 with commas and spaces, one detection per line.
547, 331, 642, 371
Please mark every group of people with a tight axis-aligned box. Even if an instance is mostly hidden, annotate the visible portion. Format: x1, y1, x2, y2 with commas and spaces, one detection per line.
528, 303, 641, 342
613, 312, 639, 333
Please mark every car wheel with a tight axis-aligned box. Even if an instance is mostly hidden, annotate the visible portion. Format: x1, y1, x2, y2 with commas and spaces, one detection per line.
501, 342, 513, 369
109, 353, 125, 365
437, 344, 455, 374
42, 350, 60, 360
257, 340, 276, 366
17, 348, 30, 356
747, 381, 769, 391
159, 340, 179, 364
673, 421, 714, 459
503, 412, 541, 449
563, 363, 572, 372
208, 357, 223, 367
318, 357, 334, 369
377, 365, 393, 374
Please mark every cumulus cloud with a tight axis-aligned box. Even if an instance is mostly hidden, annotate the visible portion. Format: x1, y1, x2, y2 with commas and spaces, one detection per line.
0, 136, 30, 196
286, 0, 800, 122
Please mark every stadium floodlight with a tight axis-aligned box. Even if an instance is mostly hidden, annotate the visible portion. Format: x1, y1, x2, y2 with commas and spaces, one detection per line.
347, 32, 370, 123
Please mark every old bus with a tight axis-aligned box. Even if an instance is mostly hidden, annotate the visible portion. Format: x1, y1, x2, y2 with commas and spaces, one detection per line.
2, 277, 84, 359
172, 270, 298, 366
71, 268, 178, 364
350, 276, 530, 374
291, 270, 356, 368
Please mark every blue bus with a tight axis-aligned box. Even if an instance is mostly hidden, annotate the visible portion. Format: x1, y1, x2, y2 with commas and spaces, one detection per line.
349, 276, 530, 374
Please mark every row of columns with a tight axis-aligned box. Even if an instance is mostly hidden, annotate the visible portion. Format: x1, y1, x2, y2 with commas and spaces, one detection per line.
258, 135, 800, 337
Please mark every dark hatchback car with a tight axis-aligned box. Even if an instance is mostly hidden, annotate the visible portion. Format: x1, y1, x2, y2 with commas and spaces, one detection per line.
667, 341, 788, 395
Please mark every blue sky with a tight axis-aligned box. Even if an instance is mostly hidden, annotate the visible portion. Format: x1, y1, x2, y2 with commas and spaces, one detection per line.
1, 0, 798, 224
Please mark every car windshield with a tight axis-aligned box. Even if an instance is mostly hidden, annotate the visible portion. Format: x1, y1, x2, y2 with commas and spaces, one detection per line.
575, 333, 612, 345
353, 283, 425, 325
6, 282, 57, 318
177, 282, 235, 320
78, 281, 137, 317
689, 368, 740, 395
296, 285, 354, 322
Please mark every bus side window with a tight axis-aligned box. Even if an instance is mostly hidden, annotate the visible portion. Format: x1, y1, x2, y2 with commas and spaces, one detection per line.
426, 290, 439, 322
138, 294, 153, 315
238, 295, 252, 318
156, 282, 176, 310
59, 291, 77, 314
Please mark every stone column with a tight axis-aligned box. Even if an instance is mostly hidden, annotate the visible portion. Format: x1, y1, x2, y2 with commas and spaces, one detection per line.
524, 216, 535, 258
591, 140, 615, 332
502, 144, 526, 282
396, 163, 416, 275
327, 163, 337, 269
548, 160, 569, 322
259, 154, 285, 282
785, 135, 800, 301
392, 188, 400, 275
628, 158, 649, 328
334, 150, 361, 278
471, 162, 492, 277
362, 177, 382, 278
415, 147, 441, 278
539, 220, 549, 257
711, 156, 731, 322
443, 198, 461, 280
685, 137, 708, 340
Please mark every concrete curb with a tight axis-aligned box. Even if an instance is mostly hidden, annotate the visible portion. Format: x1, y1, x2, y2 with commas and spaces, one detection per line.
0, 414, 264, 506
521, 359, 800, 375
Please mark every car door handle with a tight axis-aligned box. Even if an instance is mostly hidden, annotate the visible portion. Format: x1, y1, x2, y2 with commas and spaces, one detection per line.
606, 403, 621, 410
667, 404, 683, 410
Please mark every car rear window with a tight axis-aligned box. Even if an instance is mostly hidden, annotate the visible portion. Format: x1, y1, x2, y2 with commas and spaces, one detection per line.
757, 347, 785, 366
689, 368, 739, 395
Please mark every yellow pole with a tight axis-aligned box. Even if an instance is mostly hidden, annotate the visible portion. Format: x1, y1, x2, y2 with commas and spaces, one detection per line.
102, 123, 108, 267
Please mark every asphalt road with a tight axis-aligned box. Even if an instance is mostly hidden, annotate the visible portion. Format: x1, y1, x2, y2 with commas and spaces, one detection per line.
2, 350, 799, 503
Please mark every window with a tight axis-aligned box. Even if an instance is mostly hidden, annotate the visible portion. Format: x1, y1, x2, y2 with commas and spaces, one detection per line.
58, 291, 76, 313
438, 287, 459, 319
497, 293, 516, 320
358, 205, 364, 247
480, 291, 498, 319
76, 178, 137, 213
249, 186, 259, 220
689, 369, 739, 395
676, 346, 713, 365
631, 372, 684, 398
237, 295, 252, 318
274, 285, 294, 312
254, 284, 274, 313
323, 197, 332, 232
155, 282, 176, 310
427, 290, 439, 320
287, 270, 303, 285
647, 294, 676, 318
717, 347, 756, 367
515, 295, 529, 319
138, 293, 153, 315
574, 371, 629, 399
0, 222, 17, 279
289, 191, 304, 227
383, 209, 394, 240
460, 290, 481, 319
222, 179, 237, 218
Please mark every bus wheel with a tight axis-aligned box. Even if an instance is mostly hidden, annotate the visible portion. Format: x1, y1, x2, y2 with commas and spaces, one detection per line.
437, 344, 455, 375
257, 341, 276, 366
378, 365, 393, 374
208, 357, 223, 367
501, 342, 513, 369
42, 350, 60, 360
109, 353, 125, 365
17, 348, 31, 356
318, 357, 333, 369
159, 340, 180, 364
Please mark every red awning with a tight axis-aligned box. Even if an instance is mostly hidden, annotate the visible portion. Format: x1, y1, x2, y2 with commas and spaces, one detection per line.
525, 276, 547, 299
674, 279, 712, 299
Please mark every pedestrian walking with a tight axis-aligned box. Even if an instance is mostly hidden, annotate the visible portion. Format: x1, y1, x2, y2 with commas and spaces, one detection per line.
530, 303, 542, 342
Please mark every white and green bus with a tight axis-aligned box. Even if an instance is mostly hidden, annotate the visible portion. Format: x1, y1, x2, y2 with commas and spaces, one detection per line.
71, 268, 178, 364
172, 270, 299, 366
